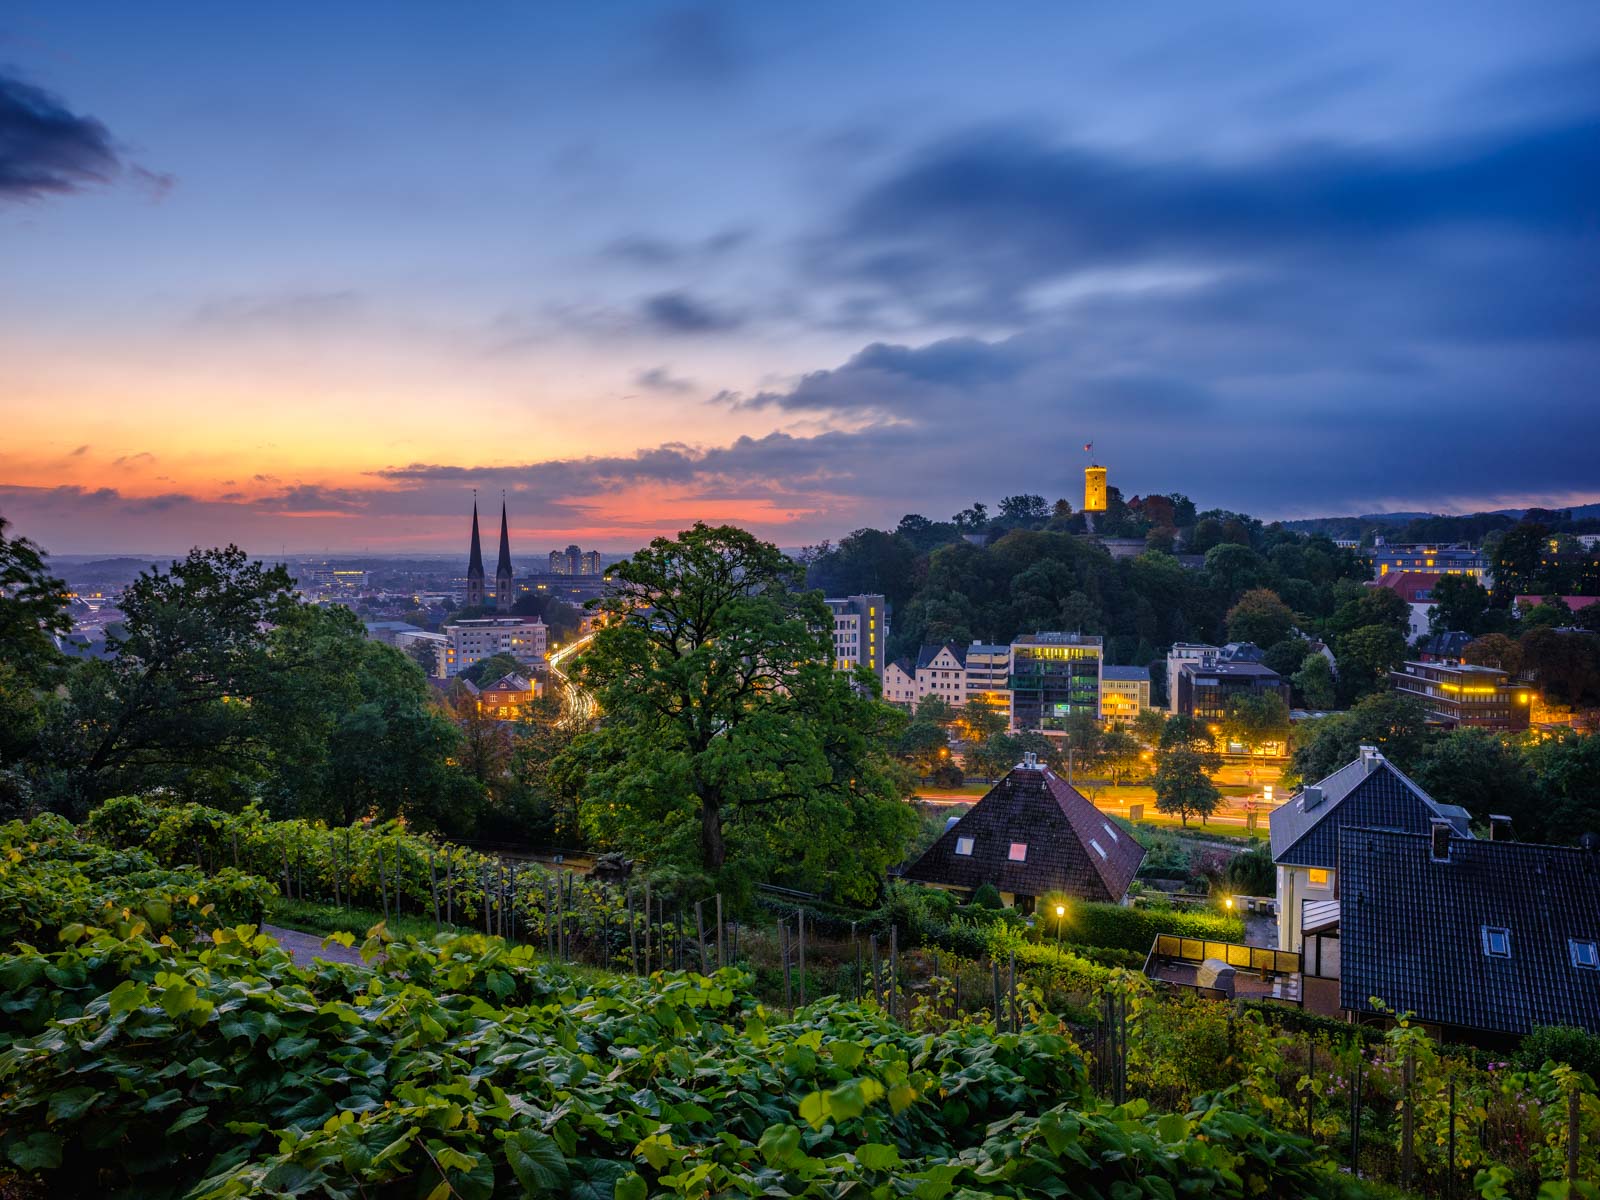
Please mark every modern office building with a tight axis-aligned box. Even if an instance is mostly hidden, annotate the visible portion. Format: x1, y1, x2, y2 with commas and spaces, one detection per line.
1008, 632, 1102, 733
1369, 543, 1488, 582
1174, 653, 1290, 725
548, 546, 604, 576
825, 594, 887, 683
1099, 665, 1152, 725
964, 642, 1012, 724
1389, 661, 1533, 731
439, 616, 548, 679
1165, 643, 1217, 713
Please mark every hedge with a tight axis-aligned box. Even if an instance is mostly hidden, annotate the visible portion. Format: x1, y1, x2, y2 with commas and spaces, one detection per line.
1054, 901, 1245, 955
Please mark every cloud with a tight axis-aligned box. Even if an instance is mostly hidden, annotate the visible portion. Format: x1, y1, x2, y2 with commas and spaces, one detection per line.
111, 451, 156, 467
635, 365, 696, 394
602, 228, 749, 268
640, 290, 743, 333
636, 3, 743, 87
67, 444, 89, 457
0, 72, 121, 201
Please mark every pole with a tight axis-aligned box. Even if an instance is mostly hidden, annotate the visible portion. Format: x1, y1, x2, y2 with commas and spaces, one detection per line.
643, 881, 652, 974
1401, 1052, 1415, 1190
1568, 1088, 1580, 1185
696, 900, 708, 974
781, 921, 792, 1009
797, 909, 806, 1007
715, 893, 724, 969
429, 851, 440, 925
628, 890, 639, 973
889, 925, 898, 1021
1447, 1078, 1456, 1200
1008, 950, 1018, 1034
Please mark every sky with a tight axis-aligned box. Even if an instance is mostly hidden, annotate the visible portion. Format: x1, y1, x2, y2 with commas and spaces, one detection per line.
2, 2, 1598, 556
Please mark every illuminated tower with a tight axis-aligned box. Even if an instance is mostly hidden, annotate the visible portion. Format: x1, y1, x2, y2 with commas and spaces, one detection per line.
465, 497, 486, 609
1084, 466, 1107, 514
495, 499, 514, 612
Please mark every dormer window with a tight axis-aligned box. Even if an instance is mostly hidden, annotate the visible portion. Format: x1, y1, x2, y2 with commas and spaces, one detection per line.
1572, 940, 1599, 970
954, 836, 974, 856
1007, 842, 1028, 862
1481, 926, 1512, 959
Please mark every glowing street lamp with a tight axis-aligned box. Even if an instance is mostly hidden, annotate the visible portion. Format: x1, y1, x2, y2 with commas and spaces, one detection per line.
1055, 903, 1066, 947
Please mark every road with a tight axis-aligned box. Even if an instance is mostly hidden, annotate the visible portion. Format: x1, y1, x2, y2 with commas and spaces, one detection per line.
263, 924, 371, 967
546, 632, 598, 728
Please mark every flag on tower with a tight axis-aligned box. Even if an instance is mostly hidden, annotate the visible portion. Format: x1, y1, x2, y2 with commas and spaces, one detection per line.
1084, 442, 1093, 454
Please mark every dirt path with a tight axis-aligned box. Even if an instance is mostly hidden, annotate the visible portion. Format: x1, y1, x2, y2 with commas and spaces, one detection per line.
262, 924, 371, 968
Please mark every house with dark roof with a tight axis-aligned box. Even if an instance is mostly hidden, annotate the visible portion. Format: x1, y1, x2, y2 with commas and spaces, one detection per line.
902, 755, 1145, 910
1339, 825, 1600, 1038
1270, 746, 1471, 953
882, 658, 918, 708
915, 643, 969, 704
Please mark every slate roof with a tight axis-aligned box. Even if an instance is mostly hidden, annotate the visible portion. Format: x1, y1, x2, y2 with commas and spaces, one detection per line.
1420, 631, 1472, 661
1339, 827, 1600, 1035
482, 673, 533, 693
916, 642, 968, 670
1101, 665, 1152, 683
1270, 751, 1472, 869
902, 763, 1145, 902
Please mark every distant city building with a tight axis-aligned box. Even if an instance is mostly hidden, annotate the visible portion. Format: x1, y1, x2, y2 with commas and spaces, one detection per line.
1369, 542, 1488, 582
465, 501, 487, 609
362, 619, 423, 646
1390, 660, 1533, 731
296, 563, 369, 591
1009, 632, 1102, 733
1174, 651, 1290, 730
1418, 630, 1472, 664
882, 658, 918, 706
549, 545, 605, 576
464, 499, 518, 610
964, 642, 1012, 725
494, 501, 514, 613
1099, 665, 1151, 725
1165, 643, 1217, 713
917, 643, 969, 704
475, 672, 540, 720
440, 616, 548, 679
825, 594, 886, 682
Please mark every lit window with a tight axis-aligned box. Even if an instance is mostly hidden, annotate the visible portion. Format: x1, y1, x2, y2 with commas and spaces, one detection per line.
1089, 839, 1108, 860
1481, 926, 1512, 959
955, 836, 974, 856
1008, 842, 1028, 862
1572, 940, 1599, 970
1308, 868, 1330, 888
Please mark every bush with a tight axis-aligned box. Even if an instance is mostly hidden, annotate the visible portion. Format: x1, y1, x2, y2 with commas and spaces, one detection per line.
1516, 1025, 1600, 1081
1223, 842, 1275, 897
971, 883, 1003, 910
1056, 901, 1245, 955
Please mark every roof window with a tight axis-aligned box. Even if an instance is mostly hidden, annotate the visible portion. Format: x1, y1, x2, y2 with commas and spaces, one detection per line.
1089, 839, 1108, 860
1572, 940, 1599, 970
1102, 822, 1119, 843
1481, 926, 1512, 959
1007, 842, 1028, 862
955, 836, 974, 856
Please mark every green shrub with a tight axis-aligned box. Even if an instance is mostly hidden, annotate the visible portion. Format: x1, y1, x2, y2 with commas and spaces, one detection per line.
1223, 841, 1275, 897
971, 882, 1003, 909
1055, 901, 1245, 955
1516, 1025, 1600, 1081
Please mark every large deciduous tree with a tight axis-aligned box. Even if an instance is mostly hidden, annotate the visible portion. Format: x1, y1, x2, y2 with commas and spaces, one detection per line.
1226, 588, 1295, 649
564, 523, 915, 904
1153, 748, 1220, 826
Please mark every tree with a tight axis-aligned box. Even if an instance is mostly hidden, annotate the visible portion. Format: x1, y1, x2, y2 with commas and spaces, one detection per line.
952, 503, 989, 530
957, 698, 1007, 743
1411, 729, 1539, 835
1226, 588, 1295, 649
1153, 748, 1221, 826
1262, 636, 1312, 677
1100, 728, 1143, 785
1328, 584, 1410, 636
562, 523, 915, 903
1519, 628, 1600, 708
1336, 624, 1407, 698
896, 719, 951, 776
1223, 691, 1290, 752
1159, 713, 1222, 770
1463, 633, 1522, 675
1131, 708, 1167, 749
460, 651, 523, 687
53, 547, 298, 809
1428, 575, 1492, 636
1291, 653, 1337, 710
997, 494, 1050, 525
0, 515, 70, 684
914, 693, 956, 726
1520, 598, 1571, 630
1287, 691, 1430, 785
1204, 543, 1267, 599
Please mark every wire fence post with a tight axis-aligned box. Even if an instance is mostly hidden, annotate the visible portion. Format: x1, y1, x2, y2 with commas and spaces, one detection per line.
797, 909, 806, 1006
695, 899, 708, 974
1568, 1087, 1581, 1185
1401, 1051, 1415, 1190
889, 924, 898, 1021
628, 889, 639, 974
781, 920, 792, 1009
715, 893, 724, 969
1349, 1048, 1362, 1180
1447, 1078, 1456, 1200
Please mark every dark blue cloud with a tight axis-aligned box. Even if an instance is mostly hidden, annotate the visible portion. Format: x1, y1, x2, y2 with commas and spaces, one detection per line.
0, 72, 120, 200
640, 289, 742, 333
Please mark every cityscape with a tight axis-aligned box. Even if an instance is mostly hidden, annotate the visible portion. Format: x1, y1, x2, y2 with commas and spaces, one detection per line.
2, 4, 1599, 1197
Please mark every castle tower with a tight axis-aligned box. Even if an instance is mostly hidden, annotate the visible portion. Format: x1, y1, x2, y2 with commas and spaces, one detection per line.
465, 498, 486, 609
1084, 465, 1107, 514
495, 499, 514, 612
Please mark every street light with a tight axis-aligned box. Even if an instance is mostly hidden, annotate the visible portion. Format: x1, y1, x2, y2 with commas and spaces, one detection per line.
1055, 903, 1066, 947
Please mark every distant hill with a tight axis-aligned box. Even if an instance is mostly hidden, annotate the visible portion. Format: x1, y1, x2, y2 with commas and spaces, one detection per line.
1283, 502, 1600, 541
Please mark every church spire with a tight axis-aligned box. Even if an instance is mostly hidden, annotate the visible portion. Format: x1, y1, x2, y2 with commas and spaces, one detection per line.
465, 493, 485, 609
495, 495, 514, 612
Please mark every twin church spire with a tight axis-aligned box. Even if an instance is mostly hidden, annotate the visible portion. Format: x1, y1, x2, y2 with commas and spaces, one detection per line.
465, 493, 515, 612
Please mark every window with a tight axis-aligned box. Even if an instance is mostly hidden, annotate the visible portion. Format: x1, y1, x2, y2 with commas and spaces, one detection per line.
1481, 926, 1512, 959
955, 836, 974, 856
1089, 839, 1108, 860
1102, 822, 1119, 843
1007, 842, 1028, 862
1308, 868, 1330, 888
1572, 940, 1599, 970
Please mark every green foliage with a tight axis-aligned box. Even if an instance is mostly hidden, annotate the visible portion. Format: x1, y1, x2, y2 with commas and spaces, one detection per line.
1227, 588, 1296, 649
1223, 841, 1276, 896
1287, 691, 1430, 786
970, 882, 1003, 910
1053, 900, 1245, 954
457, 650, 523, 686
1515, 1026, 1600, 1081
565, 523, 916, 905
1153, 747, 1221, 826
1291, 652, 1338, 710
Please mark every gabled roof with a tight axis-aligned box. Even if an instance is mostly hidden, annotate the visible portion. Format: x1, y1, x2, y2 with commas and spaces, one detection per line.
1339, 827, 1600, 1035
885, 658, 915, 680
902, 763, 1145, 902
916, 642, 968, 670
482, 673, 533, 693
1270, 749, 1471, 869
1374, 571, 1444, 603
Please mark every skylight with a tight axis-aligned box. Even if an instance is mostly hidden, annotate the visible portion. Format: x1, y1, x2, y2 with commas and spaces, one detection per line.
955, 836, 974, 857
1572, 940, 1599, 970
1007, 842, 1027, 862
1102, 822, 1119, 843
1090, 839, 1108, 860
1481, 926, 1511, 959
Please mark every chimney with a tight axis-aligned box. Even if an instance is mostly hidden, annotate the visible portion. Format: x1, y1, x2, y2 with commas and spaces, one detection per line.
1489, 814, 1513, 842
1302, 785, 1324, 811
1021, 752, 1038, 769
1359, 744, 1382, 774
1430, 819, 1453, 862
